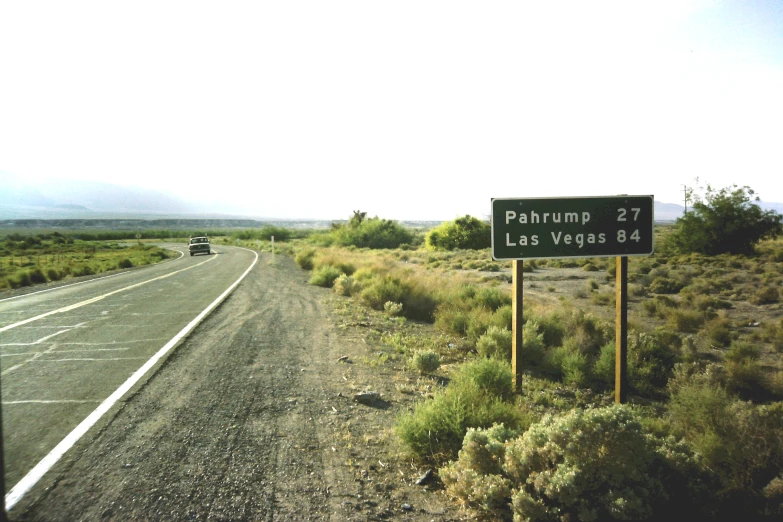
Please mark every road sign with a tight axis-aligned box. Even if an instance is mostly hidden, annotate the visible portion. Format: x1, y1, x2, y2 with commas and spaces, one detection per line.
491, 195, 654, 260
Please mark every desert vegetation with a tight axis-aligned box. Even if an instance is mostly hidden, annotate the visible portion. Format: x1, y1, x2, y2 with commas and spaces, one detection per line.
0, 232, 175, 290
7, 198, 782, 519
270, 201, 783, 520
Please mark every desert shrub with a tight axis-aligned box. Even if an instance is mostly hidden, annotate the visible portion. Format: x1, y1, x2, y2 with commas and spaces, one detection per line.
383, 301, 403, 316
72, 265, 95, 277
522, 320, 545, 366
46, 268, 62, 281
396, 359, 528, 461
451, 358, 515, 401
295, 248, 316, 270
542, 345, 589, 386
649, 276, 683, 294
425, 215, 491, 250
665, 308, 704, 333
28, 268, 46, 284
587, 279, 599, 291
750, 285, 780, 305
332, 274, 360, 296
309, 265, 343, 288
476, 326, 512, 360
7, 271, 32, 288
330, 213, 413, 249
628, 331, 679, 396
117, 258, 133, 269
592, 342, 616, 389
503, 405, 713, 521
668, 364, 783, 514
725, 340, 761, 363
473, 286, 511, 311
667, 184, 783, 255
441, 424, 520, 513
361, 275, 436, 322
491, 305, 513, 331
410, 350, 441, 374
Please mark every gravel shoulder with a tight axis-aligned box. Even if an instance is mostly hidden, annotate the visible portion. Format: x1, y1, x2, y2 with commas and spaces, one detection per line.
11, 253, 464, 521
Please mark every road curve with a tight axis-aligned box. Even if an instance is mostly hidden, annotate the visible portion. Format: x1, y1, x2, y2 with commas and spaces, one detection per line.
0, 245, 258, 507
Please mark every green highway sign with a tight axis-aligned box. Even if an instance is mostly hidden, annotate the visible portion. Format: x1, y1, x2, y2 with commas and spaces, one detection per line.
491, 195, 654, 260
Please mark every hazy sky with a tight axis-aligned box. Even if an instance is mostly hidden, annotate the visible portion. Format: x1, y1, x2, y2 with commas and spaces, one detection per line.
1, 1, 782, 220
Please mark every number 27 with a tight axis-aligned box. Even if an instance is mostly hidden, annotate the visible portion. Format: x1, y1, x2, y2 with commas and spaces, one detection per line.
617, 208, 641, 222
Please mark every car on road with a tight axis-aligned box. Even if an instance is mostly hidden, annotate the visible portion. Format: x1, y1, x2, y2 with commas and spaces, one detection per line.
188, 235, 211, 256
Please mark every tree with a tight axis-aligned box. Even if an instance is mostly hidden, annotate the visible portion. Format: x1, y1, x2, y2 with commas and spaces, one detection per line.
425, 215, 491, 250
667, 185, 782, 255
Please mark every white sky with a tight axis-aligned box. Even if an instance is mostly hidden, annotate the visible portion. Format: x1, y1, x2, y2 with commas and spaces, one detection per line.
1, 0, 782, 220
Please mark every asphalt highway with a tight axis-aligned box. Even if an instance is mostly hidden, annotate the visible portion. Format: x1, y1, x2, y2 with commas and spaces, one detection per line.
0, 244, 258, 503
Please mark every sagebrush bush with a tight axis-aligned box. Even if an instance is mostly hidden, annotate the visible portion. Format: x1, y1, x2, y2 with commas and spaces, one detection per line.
443, 406, 713, 521
332, 274, 360, 296
665, 308, 705, 333
410, 350, 440, 374
308, 265, 343, 288
668, 364, 783, 514
750, 285, 780, 305
592, 342, 616, 389
476, 326, 512, 359
521, 320, 545, 366
626, 332, 679, 395
295, 248, 316, 270
383, 300, 403, 316
441, 424, 519, 513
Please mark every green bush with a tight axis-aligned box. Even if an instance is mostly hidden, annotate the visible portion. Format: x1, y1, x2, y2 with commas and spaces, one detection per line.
383, 301, 404, 316
521, 320, 545, 366
46, 268, 62, 281
668, 364, 783, 514
410, 350, 441, 374
667, 185, 783, 255
72, 265, 95, 277
332, 274, 360, 296
441, 424, 520, 514
295, 249, 316, 270
666, 309, 705, 333
330, 214, 413, 249
425, 215, 491, 250
28, 268, 46, 284
628, 331, 679, 396
476, 326, 512, 360
443, 406, 713, 521
309, 265, 343, 287
725, 340, 761, 363
361, 275, 436, 322
118, 258, 133, 269
592, 342, 616, 389
396, 359, 527, 462
750, 285, 780, 305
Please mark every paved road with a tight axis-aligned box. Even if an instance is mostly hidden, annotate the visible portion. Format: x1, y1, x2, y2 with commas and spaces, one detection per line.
0, 245, 257, 498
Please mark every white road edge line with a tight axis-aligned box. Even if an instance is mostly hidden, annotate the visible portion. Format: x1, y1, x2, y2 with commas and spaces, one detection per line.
0, 253, 215, 335
5, 248, 259, 512
0, 249, 185, 303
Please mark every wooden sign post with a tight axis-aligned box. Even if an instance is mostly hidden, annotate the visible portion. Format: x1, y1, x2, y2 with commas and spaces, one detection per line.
615, 256, 629, 403
511, 260, 524, 390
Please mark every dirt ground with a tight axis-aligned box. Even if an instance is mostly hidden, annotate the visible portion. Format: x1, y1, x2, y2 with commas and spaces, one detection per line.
11, 253, 467, 521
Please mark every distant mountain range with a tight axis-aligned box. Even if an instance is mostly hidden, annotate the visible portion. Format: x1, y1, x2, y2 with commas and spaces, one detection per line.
1, 171, 781, 222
